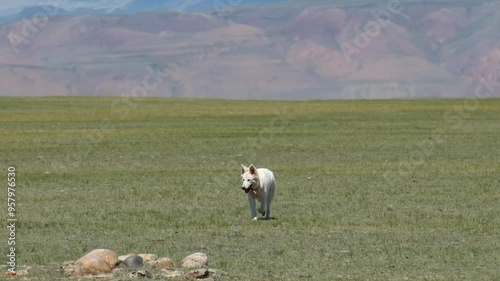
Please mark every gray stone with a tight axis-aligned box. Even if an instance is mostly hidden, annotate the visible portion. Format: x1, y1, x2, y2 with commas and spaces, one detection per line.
123, 255, 144, 268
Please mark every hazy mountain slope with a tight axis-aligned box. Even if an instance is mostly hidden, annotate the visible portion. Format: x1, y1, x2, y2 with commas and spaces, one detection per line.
0, 0, 499, 99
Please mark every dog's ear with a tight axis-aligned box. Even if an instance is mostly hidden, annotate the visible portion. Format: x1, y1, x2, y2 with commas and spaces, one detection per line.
249, 164, 257, 175
241, 164, 248, 174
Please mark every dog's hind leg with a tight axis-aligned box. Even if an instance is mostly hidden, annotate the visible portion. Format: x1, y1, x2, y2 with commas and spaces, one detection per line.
264, 205, 271, 220
265, 182, 276, 220
259, 202, 266, 216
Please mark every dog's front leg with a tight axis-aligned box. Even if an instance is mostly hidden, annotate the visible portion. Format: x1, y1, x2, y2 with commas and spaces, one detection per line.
247, 193, 257, 220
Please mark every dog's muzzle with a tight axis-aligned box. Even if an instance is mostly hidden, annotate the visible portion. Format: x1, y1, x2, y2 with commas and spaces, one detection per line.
242, 184, 253, 193
244, 187, 258, 198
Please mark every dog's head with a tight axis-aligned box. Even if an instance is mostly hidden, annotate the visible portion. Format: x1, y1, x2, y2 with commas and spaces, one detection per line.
241, 164, 259, 194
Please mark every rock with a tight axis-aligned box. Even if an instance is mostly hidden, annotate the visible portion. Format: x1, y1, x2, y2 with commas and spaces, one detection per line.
161, 269, 183, 278
123, 255, 144, 268
75, 256, 111, 276
152, 257, 175, 269
88, 249, 120, 268
138, 254, 157, 264
118, 254, 136, 262
16, 269, 30, 276
3, 266, 31, 277
181, 253, 208, 268
62, 261, 77, 275
129, 270, 153, 278
74, 249, 119, 276
112, 267, 124, 274
22, 266, 32, 271
186, 268, 210, 279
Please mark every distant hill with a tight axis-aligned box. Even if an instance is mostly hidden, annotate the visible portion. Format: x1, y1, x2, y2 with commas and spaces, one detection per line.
0, 0, 285, 23
0, 0, 499, 99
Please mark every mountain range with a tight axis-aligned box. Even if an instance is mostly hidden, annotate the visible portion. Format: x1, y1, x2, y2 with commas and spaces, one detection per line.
0, 0, 284, 24
0, 0, 499, 99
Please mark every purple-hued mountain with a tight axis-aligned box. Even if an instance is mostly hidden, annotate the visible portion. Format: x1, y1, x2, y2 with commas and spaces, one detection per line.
0, 0, 499, 99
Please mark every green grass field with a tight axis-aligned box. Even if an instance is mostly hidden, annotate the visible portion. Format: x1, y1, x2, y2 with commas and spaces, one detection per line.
1, 97, 499, 280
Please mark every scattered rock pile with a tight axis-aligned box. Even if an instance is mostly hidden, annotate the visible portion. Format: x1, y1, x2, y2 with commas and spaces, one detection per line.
60, 249, 221, 279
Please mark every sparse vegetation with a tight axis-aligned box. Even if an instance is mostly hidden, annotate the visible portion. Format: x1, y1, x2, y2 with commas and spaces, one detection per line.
1, 97, 499, 280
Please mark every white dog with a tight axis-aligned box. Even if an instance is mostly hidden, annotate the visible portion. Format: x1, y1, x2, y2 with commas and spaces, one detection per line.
240, 164, 276, 220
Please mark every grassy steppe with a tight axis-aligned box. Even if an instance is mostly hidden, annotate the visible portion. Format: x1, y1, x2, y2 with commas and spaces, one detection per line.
1, 97, 499, 280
